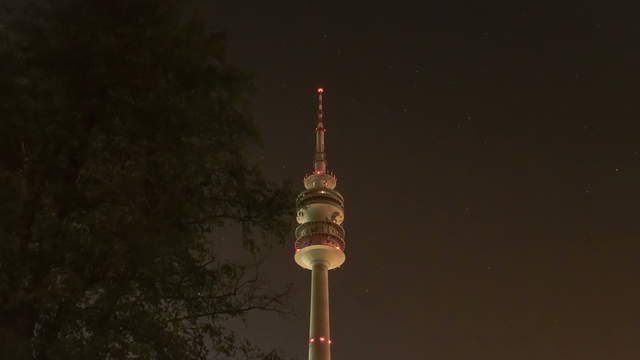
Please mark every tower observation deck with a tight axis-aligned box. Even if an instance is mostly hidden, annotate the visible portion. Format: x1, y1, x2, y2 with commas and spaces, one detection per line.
294, 88, 345, 360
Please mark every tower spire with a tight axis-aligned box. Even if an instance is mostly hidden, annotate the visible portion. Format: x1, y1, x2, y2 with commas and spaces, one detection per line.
314, 88, 327, 174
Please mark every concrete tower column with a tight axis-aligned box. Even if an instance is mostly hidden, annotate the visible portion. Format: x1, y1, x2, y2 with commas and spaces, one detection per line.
309, 262, 330, 360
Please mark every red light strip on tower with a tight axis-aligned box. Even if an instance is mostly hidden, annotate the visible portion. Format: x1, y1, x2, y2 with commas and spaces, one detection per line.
309, 337, 332, 344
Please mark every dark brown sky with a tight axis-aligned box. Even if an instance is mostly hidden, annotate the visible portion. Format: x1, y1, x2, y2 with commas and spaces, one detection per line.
211, 2, 640, 359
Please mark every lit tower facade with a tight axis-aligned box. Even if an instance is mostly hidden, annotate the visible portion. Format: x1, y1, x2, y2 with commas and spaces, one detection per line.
294, 88, 346, 360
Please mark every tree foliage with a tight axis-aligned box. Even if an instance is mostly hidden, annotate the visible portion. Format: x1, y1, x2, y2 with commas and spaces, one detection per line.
0, 1, 294, 358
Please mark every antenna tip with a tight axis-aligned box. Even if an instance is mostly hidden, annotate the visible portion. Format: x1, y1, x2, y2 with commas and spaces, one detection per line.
317, 87, 324, 94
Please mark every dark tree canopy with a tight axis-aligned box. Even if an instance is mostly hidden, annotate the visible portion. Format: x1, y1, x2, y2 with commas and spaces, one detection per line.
0, 1, 294, 358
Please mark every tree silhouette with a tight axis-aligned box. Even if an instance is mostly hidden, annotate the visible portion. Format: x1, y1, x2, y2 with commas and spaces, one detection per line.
0, 1, 294, 358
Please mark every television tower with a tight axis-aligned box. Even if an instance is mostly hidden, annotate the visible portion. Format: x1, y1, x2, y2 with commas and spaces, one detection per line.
295, 88, 346, 360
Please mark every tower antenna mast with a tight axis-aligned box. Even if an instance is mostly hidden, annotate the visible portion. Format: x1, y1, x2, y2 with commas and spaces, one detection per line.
314, 88, 327, 174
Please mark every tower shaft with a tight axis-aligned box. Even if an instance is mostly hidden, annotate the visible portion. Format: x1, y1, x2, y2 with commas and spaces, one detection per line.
309, 263, 331, 360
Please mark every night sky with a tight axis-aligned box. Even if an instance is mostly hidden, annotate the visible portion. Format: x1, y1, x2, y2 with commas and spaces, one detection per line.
211, 2, 640, 359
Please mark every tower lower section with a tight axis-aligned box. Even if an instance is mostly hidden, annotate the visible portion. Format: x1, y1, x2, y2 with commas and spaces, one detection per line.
295, 245, 344, 360
309, 262, 331, 360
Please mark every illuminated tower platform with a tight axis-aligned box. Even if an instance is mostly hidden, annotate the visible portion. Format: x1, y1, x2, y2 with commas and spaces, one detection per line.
294, 88, 345, 360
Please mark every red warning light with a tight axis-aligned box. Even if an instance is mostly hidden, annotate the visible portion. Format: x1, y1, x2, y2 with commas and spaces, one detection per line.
317, 88, 324, 93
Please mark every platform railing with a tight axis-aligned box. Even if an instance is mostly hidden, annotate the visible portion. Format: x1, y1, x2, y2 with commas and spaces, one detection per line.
295, 221, 346, 251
